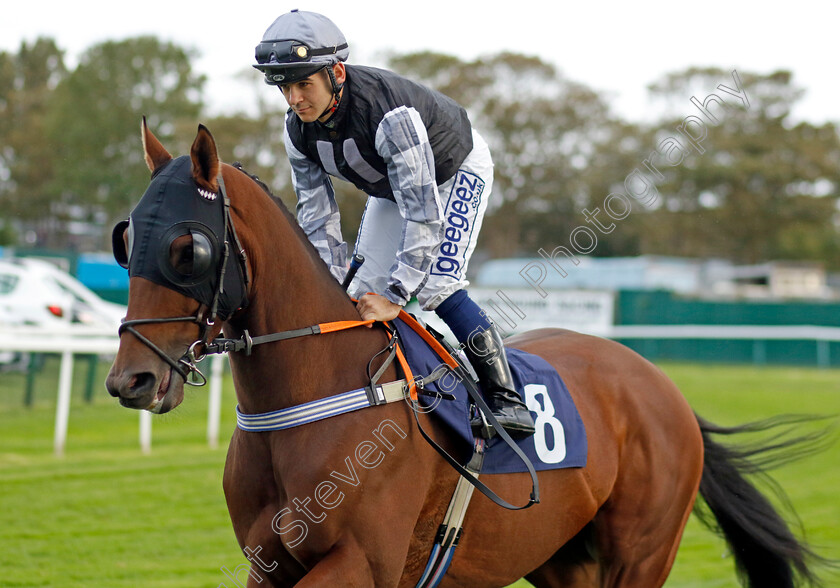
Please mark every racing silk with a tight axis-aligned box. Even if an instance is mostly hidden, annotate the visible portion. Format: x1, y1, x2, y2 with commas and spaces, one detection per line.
284, 65, 474, 304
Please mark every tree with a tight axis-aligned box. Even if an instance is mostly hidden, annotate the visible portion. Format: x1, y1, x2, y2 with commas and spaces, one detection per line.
639, 68, 840, 266
0, 38, 67, 244
202, 72, 296, 211
43, 37, 205, 248
388, 51, 641, 258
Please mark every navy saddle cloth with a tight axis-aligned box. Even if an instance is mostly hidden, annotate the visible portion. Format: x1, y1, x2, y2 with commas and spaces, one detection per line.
392, 317, 587, 474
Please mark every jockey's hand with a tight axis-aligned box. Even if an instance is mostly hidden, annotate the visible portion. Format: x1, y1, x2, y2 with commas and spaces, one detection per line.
356, 293, 402, 326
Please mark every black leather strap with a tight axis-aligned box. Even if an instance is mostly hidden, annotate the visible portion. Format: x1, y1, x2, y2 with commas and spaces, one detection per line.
411, 362, 540, 511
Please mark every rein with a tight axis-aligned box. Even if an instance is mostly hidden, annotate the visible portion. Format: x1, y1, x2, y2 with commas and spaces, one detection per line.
203, 319, 375, 356
118, 314, 375, 386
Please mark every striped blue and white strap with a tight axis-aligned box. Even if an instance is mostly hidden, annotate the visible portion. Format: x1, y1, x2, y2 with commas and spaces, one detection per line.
235, 380, 407, 432
415, 438, 486, 588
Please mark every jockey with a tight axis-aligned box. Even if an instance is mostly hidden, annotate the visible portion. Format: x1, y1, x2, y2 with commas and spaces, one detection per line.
253, 10, 535, 439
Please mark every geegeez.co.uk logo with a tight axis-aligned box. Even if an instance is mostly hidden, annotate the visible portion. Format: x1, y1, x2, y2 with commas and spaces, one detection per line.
432, 171, 484, 280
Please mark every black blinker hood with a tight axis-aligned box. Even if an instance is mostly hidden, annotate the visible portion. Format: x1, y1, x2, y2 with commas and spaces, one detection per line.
113, 156, 247, 321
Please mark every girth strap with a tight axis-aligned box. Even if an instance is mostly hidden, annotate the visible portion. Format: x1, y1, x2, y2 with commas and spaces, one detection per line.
416, 438, 486, 588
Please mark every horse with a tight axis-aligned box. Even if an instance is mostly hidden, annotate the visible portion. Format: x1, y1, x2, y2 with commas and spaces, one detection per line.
105, 120, 829, 587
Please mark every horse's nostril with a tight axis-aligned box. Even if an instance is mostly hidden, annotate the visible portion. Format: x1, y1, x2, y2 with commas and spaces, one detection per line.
130, 372, 156, 397
106, 371, 157, 399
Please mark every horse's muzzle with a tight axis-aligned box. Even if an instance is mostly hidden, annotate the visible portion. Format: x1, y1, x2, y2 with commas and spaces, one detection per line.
105, 365, 182, 413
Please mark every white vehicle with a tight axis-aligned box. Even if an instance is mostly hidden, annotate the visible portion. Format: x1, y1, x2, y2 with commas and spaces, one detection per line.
0, 258, 126, 331
0, 259, 74, 328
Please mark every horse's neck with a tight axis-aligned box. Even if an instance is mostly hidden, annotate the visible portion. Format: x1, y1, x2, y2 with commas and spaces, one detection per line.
225, 182, 392, 414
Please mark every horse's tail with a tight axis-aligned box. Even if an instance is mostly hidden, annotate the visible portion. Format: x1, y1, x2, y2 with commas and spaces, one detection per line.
694, 413, 835, 587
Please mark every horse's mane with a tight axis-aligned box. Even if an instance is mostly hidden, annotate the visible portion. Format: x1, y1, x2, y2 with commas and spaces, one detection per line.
231, 161, 287, 210
229, 162, 350, 299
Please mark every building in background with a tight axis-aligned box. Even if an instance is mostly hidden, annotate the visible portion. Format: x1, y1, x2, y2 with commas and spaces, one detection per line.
475, 256, 834, 301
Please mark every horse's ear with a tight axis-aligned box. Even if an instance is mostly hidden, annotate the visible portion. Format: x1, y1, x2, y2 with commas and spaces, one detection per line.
190, 124, 220, 192
141, 116, 172, 173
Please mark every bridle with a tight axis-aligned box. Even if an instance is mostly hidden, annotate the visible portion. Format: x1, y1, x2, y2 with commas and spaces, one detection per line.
118, 169, 250, 386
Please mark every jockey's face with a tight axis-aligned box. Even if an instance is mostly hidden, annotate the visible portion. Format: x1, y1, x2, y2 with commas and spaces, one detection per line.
280, 64, 345, 123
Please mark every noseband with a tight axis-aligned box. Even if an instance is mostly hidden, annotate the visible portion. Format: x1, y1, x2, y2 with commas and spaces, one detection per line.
119, 315, 214, 386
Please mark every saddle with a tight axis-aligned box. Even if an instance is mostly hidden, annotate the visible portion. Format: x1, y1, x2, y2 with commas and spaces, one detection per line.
390, 312, 587, 475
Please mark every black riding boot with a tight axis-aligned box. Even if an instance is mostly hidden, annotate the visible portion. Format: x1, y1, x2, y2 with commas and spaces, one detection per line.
466, 325, 535, 439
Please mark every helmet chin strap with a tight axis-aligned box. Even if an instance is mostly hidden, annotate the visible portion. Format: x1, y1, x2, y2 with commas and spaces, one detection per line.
318, 66, 344, 121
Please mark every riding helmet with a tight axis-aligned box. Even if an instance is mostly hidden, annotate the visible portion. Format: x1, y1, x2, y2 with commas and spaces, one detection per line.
253, 10, 349, 86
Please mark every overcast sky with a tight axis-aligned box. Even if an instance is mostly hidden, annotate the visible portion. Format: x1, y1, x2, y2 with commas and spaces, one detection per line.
2, 1, 837, 125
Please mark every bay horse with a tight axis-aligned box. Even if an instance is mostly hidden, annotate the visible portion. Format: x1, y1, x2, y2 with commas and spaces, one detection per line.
106, 121, 829, 587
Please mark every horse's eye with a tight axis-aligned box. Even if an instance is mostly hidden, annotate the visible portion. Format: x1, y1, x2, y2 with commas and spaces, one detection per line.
169, 234, 194, 276
168, 232, 213, 280
176, 243, 195, 275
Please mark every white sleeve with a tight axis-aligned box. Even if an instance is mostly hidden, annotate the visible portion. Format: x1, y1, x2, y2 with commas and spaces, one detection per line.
284, 123, 348, 283
374, 106, 444, 304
